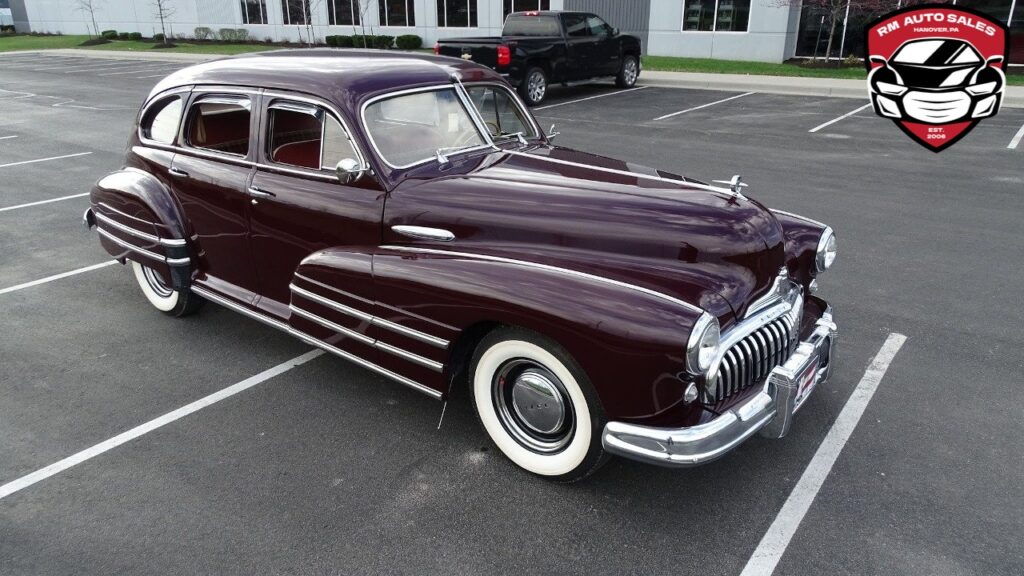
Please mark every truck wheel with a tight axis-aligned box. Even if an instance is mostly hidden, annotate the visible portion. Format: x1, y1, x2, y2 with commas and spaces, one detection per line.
519, 67, 548, 106
616, 55, 639, 88
470, 326, 608, 482
130, 260, 204, 317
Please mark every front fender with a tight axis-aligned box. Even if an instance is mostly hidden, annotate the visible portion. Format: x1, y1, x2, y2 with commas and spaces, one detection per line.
373, 246, 707, 423
772, 210, 828, 289
89, 166, 192, 289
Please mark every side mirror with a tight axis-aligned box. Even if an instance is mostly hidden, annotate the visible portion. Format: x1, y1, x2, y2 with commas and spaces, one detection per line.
611, 27, 620, 36
987, 55, 1004, 66
869, 55, 887, 66
335, 158, 364, 185
547, 123, 561, 142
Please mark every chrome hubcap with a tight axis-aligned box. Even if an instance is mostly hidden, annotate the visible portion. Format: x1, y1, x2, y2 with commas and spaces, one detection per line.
142, 265, 173, 298
493, 359, 574, 453
528, 72, 546, 102
624, 59, 637, 84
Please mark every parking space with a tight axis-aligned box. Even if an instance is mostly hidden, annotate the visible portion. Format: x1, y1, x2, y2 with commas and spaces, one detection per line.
1, 53, 1021, 575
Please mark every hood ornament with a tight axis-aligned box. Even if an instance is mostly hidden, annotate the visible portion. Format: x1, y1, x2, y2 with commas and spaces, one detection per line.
712, 175, 748, 196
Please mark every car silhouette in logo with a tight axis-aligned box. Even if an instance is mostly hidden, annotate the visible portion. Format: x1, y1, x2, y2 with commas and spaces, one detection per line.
868, 38, 1005, 124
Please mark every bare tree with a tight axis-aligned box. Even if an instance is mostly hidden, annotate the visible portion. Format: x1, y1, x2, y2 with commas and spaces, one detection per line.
777, 0, 893, 61
152, 0, 176, 45
354, 0, 374, 48
304, 0, 324, 47
74, 0, 102, 38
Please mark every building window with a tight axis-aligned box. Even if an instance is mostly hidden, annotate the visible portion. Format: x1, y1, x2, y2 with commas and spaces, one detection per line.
282, 0, 310, 25
379, 0, 415, 27
503, 0, 550, 19
682, 0, 750, 32
240, 0, 268, 24
327, 0, 360, 26
437, 0, 477, 28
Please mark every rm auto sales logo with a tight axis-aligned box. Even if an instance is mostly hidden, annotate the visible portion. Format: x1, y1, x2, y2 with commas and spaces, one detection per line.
865, 4, 1010, 152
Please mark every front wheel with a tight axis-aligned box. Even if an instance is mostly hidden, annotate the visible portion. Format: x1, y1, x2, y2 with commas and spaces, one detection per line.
616, 55, 639, 88
519, 67, 548, 106
130, 260, 203, 317
470, 327, 608, 482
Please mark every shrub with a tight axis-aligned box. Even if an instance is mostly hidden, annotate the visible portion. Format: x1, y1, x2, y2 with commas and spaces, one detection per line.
79, 37, 110, 46
373, 35, 394, 49
194, 26, 212, 40
219, 28, 238, 42
118, 32, 129, 40
325, 34, 338, 47
128, 32, 143, 41
350, 34, 368, 48
395, 34, 422, 50
263, 36, 273, 43
235, 29, 249, 41
152, 42, 176, 49
101, 29, 117, 39
0, 25, 16, 34
335, 35, 353, 48
153, 32, 165, 44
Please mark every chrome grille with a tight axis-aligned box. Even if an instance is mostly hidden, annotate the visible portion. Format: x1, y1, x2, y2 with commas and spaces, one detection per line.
710, 316, 796, 403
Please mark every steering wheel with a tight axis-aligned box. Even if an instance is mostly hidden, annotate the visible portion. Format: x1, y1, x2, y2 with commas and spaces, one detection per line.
484, 121, 501, 138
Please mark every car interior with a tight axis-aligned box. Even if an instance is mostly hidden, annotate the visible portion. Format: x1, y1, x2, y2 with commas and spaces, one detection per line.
188, 101, 251, 156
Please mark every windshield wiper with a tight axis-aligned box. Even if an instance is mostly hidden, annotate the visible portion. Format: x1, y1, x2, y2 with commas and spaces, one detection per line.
493, 131, 529, 147
435, 143, 485, 164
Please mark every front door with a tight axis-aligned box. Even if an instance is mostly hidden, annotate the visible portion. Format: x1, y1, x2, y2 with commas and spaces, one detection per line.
247, 94, 384, 358
586, 14, 621, 76
169, 91, 259, 302
561, 12, 595, 80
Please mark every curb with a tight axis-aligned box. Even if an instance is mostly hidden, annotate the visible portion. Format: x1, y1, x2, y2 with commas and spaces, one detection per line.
2, 49, 218, 62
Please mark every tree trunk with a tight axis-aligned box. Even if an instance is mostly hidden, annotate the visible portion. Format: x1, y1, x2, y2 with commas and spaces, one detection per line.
824, 14, 838, 62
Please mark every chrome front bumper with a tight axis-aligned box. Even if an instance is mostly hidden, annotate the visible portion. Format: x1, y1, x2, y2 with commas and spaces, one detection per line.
602, 309, 838, 467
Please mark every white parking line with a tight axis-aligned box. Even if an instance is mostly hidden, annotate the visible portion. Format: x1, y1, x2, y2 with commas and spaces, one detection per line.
0, 349, 324, 500
0, 152, 92, 169
1009, 123, 1024, 150
739, 332, 907, 576
99, 67, 180, 76
533, 86, 649, 111
0, 261, 118, 297
653, 91, 756, 121
0, 135, 18, 140
0, 192, 90, 213
809, 103, 872, 133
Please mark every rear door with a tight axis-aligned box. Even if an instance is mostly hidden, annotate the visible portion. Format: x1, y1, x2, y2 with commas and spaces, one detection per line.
168, 89, 259, 303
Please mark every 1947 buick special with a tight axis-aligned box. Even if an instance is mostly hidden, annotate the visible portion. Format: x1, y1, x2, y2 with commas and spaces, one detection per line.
84, 50, 838, 481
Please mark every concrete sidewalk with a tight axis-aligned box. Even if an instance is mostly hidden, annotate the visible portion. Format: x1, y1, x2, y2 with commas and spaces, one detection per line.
640, 69, 1024, 108
5, 49, 1023, 108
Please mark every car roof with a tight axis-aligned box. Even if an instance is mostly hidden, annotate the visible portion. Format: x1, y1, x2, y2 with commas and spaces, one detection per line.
147, 49, 507, 114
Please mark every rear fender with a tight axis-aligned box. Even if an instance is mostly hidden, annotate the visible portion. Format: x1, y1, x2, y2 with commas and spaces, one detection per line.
88, 167, 192, 290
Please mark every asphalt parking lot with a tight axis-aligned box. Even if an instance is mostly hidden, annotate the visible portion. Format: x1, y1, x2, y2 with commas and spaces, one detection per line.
2, 52, 1023, 576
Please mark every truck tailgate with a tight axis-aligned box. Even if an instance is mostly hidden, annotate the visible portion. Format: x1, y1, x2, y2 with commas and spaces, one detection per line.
436, 37, 500, 69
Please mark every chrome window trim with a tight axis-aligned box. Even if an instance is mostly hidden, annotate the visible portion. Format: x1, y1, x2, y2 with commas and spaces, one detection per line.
94, 212, 185, 247
182, 91, 256, 160
504, 150, 740, 198
259, 90, 370, 178
360, 84, 494, 170
462, 81, 543, 141
380, 245, 703, 314
97, 227, 190, 266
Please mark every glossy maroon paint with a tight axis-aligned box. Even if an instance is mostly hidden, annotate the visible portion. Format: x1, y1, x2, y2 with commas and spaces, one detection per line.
90, 51, 829, 428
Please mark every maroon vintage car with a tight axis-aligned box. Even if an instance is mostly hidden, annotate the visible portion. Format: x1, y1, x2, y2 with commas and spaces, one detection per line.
84, 50, 838, 481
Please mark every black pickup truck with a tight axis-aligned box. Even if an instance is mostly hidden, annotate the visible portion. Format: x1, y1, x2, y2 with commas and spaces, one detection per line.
435, 11, 642, 106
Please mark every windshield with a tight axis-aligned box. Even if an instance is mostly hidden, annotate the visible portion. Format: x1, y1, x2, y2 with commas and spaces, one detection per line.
890, 40, 984, 89
465, 85, 538, 140
363, 87, 486, 168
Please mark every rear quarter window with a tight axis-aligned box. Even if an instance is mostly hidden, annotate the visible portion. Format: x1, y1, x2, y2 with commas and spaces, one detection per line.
141, 97, 184, 145
503, 15, 561, 36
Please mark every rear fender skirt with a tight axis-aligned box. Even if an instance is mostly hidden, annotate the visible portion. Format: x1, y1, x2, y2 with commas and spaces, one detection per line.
89, 168, 191, 289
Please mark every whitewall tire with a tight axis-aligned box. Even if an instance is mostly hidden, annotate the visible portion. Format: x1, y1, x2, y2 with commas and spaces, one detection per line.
470, 327, 607, 481
130, 260, 203, 317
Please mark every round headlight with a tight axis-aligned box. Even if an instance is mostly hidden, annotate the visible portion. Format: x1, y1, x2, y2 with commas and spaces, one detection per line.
815, 227, 837, 273
686, 313, 720, 374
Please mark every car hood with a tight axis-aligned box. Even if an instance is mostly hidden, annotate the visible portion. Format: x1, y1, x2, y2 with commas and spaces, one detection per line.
388, 146, 788, 323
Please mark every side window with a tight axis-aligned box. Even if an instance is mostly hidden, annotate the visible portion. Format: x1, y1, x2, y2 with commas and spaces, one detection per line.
586, 15, 610, 37
185, 96, 252, 156
466, 86, 537, 139
141, 96, 183, 145
563, 14, 588, 37
266, 100, 357, 171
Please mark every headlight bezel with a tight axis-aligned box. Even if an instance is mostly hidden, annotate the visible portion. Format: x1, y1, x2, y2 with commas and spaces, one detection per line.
686, 312, 720, 375
815, 227, 837, 274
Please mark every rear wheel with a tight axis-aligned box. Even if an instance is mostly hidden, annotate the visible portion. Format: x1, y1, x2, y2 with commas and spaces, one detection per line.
519, 67, 548, 106
130, 260, 203, 317
470, 326, 608, 482
616, 55, 639, 88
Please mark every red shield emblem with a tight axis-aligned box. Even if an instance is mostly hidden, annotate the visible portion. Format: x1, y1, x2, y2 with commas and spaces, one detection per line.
865, 5, 1009, 152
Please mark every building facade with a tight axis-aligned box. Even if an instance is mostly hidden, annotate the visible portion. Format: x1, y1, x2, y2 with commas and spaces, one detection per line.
7, 0, 1023, 64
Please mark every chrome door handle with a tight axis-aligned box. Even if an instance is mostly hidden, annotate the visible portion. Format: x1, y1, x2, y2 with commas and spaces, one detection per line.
168, 167, 189, 177
391, 225, 455, 242
247, 187, 275, 199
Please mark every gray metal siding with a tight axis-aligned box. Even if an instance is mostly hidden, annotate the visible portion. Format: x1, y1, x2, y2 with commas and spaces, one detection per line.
563, 0, 650, 53
9, 0, 28, 32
